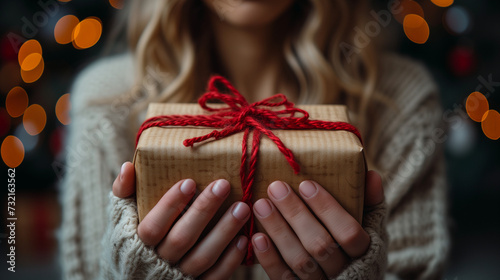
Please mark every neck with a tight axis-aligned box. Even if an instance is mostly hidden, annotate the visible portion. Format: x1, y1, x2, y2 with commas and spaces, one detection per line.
209, 14, 293, 102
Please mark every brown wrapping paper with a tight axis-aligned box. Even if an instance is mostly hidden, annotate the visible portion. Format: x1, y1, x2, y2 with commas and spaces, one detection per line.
134, 103, 366, 233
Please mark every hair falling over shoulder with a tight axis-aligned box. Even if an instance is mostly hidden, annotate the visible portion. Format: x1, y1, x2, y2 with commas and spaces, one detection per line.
123, 0, 381, 135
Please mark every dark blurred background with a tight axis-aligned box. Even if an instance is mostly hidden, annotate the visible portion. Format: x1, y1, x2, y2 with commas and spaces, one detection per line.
0, 0, 498, 279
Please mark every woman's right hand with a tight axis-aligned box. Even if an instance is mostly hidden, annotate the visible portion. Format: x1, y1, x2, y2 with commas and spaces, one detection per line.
112, 162, 250, 279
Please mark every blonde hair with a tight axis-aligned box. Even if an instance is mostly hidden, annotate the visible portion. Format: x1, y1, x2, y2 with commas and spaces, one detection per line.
123, 0, 380, 136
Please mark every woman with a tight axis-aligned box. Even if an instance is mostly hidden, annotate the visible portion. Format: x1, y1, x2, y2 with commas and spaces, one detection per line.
59, 0, 450, 279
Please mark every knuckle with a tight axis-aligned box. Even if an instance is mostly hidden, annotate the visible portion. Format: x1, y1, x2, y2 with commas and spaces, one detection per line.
192, 191, 217, 213
338, 223, 366, 249
307, 234, 338, 260
137, 222, 161, 246
188, 254, 215, 274
167, 230, 192, 251
289, 252, 315, 274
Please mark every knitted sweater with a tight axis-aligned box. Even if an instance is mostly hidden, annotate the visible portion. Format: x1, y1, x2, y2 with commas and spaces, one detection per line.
59, 52, 449, 280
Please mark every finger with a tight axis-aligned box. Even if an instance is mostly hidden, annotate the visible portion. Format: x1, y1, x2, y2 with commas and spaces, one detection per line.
197, 236, 248, 280
253, 198, 325, 280
112, 162, 135, 198
157, 179, 231, 263
365, 170, 384, 206
252, 233, 294, 280
179, 202, 250, 276
299, 180, 370, 258
267, 181, 347, 277
137, 179, 196, 246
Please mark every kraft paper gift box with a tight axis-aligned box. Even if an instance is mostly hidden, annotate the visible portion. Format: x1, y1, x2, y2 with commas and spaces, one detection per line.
134, 103, 366, 233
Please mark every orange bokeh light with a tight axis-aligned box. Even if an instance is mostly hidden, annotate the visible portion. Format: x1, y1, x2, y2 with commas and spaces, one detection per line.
6, 86, 29, 118
21, 58, 45, 84
403, 14, 430, 44
23, 104, 47, 136
431, 0, 454, 8
73, 17, 102, 49
109, 0, 124, 9
466, 91, 489, 122
481, 110, 500, 140
18, 40, 42, 67
393, 0, 425, 24
55, 15, 80, 44
0, 63, 22, 93
21, 52, 43, 71
56, 93, 71, 125
1, 136, 25, 168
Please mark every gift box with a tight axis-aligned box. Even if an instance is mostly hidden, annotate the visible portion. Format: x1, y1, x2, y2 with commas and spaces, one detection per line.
134, 103, 366, 230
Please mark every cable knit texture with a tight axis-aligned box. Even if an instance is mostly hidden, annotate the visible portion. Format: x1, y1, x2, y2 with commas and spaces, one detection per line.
58, 52, 449, 280
99, 193, 193, 279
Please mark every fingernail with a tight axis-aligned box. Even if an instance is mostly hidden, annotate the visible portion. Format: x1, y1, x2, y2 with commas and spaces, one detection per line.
232, 202, 250, 220
120, 162, 127, 180
212, 179, 230, 198
253, 235, 269, 252
180, 179, 196, 195
236, 236, 248, 252
299, 181, 318, 198
253, 199, 272, 218
268, 181, 289, 200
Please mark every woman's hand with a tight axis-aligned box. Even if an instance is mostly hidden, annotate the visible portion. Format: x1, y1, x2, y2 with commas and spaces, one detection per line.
112, 162, 250, 279
252, 170, 384, 279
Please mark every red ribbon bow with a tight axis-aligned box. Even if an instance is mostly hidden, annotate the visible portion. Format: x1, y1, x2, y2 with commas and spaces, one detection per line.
136, 76, 362, 265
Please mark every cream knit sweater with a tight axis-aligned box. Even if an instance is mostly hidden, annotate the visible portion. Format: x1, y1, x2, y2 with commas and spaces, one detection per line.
59, 53, 450, 280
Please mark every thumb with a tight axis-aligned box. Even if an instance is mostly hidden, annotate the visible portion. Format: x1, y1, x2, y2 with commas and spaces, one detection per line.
364, 170, 384, 207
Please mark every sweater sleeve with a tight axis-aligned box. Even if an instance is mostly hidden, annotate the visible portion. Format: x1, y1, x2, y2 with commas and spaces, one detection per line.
58, 54, 193, 280
365, 55, 450, 279
332, 202, 388, 280
99, 193, 193, 279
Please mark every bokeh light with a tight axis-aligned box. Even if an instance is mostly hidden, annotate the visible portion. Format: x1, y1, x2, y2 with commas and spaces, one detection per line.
0, 63, 22, 93
55, 93, 71, 125
481, 110, 500, 140
50, 127, 64, 157
109, 0, 124, 9
54, 15, 80, 44
21, 58, 45, 83
444, 6, 471, 35
431, 0, 454, 8
14, 124, 38, 152
0, 108, 10, 137
466, 92, 489, 122
18, 40, 42, 67
1, 135, 25, 168
23, 104, 47, 136
21, 52, 43, 71
6, 86, 29, 117
403, 14, 430, 44
393, 0, 425, 24
73, 17, 102, 49
448, 46, 476, 77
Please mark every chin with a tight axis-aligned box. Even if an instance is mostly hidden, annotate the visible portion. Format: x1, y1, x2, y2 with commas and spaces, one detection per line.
203, 0, 295, 28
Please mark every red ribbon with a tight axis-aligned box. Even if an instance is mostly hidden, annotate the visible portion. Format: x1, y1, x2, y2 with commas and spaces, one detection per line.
136, 76, 362, 265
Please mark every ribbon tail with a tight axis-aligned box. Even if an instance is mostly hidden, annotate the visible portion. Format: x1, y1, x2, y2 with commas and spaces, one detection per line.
183, 125, 242, 147
253, 122, 301, 174
241, 128, 261, 265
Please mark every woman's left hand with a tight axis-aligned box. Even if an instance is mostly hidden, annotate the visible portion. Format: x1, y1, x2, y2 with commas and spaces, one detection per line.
252, 170, 384, 279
